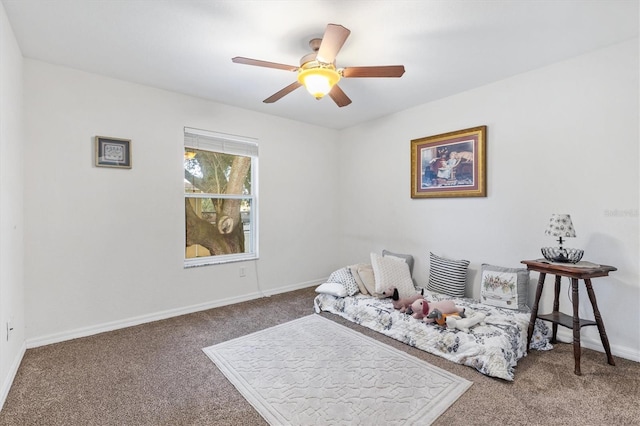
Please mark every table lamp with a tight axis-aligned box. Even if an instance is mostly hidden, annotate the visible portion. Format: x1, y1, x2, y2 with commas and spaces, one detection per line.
541, 214, 584, 263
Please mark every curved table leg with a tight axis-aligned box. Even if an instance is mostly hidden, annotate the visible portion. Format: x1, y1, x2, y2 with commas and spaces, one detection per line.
584, 278, 615, 366
527, 272, 546, 353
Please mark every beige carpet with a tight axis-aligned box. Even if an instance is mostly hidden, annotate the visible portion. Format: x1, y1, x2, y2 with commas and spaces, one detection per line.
203, 314, 471, 425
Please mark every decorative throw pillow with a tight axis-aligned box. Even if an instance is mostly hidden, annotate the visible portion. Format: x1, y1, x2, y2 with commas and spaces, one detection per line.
327, 267, 359, 296
480, 264, 530, 310
382, 249, 414, 276
315, 282, 348, 298
370, 252, 415, 299
427, 252, 470, 297
356, 264, 377, 295
349, 264, 369, 295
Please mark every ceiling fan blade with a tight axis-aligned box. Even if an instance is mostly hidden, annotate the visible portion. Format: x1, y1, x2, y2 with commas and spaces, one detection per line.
263, 81, 303, 103
316, 24, 351, 64
232, 57, 298, 72
328, 84, 352, 108
342, 65, 406, 78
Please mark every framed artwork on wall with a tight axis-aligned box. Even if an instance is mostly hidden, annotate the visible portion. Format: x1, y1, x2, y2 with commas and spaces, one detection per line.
95, 136, 132, 169
411, 125, 486, 198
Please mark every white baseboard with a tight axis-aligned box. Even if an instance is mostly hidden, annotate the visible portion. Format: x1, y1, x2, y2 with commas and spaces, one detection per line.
555, 329, 639, 363
26, 279, 322, 349
0, 342, 26, 411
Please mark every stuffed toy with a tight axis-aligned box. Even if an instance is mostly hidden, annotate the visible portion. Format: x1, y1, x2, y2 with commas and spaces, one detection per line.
411, 298, 464, 323
426, 308, 464, 326
381, 287, 424, 313
446, 312, 487, 332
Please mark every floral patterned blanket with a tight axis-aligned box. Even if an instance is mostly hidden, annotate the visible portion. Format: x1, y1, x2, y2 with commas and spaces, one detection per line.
313, 291, 552, 381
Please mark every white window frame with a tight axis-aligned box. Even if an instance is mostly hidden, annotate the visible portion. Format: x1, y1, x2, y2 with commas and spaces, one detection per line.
184, 127, 258, 267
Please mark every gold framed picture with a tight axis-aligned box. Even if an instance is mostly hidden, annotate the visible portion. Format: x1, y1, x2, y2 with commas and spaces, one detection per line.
411, 126, 486, 198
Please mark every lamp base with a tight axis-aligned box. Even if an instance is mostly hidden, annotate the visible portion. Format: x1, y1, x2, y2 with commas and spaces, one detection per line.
541, 247, 584, 263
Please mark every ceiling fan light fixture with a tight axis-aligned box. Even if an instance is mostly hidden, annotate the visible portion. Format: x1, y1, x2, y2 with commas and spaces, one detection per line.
232, 23, 404, 107
297, 67, 340, 99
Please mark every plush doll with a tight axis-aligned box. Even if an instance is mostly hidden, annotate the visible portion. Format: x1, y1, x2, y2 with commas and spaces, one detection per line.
411, 298, 464, 323
381, 287, 424, 313
426, 308, 464, 327
446, 312, 487, 332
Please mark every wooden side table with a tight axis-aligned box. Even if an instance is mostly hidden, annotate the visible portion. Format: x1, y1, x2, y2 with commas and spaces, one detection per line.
522, 259, 616, 376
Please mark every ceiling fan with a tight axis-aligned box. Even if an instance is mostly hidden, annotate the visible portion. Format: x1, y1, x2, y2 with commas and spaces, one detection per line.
232, 23, 405, 107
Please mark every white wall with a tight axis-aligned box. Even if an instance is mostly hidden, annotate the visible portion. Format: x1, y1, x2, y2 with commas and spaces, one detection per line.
7, 18, 640, 375
337, 38, 639, 361
0, 1, 26, 404
23, 60, 340, 343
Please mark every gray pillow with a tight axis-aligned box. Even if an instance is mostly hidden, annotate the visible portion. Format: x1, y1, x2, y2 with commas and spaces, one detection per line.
382, 249, 414, 276
480, 263, 530, 310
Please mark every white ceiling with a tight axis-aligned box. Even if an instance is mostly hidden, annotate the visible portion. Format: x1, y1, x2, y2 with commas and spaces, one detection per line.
3, 0, 638, 129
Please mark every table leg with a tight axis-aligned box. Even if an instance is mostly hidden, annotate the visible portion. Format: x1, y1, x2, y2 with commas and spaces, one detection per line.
584, 278, 616, 366
527, 272, 546, 353
571, 278, 581, 375
552, 275, 561, 343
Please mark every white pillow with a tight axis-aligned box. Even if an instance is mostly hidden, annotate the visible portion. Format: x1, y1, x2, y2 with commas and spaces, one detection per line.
315, 282, 348, 297
382, 249, 414, 276
370, 253, 415, 299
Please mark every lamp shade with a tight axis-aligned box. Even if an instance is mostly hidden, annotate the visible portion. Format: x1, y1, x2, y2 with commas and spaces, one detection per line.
544, 214, 576, 238
297, 67, 340, 98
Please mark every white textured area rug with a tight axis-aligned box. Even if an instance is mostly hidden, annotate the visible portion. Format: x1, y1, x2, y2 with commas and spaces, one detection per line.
203, 314, 472, 425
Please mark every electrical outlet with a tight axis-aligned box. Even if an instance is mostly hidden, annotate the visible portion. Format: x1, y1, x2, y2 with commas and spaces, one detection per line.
6, 321, 13, 341
239, 267, 246, 277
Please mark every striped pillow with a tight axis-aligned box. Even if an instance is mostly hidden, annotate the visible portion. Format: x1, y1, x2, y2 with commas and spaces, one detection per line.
427, 252, 470, 297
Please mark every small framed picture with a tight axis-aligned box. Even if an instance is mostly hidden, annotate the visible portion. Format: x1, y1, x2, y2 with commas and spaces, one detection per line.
95, 136, 132, 169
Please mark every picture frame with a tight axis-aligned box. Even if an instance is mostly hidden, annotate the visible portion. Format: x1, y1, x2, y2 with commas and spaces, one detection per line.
95, 136, 132, 169
411, 125, 486, 198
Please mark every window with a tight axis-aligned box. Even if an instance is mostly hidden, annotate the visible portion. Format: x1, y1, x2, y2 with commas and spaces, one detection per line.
184, 127, 258, 267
